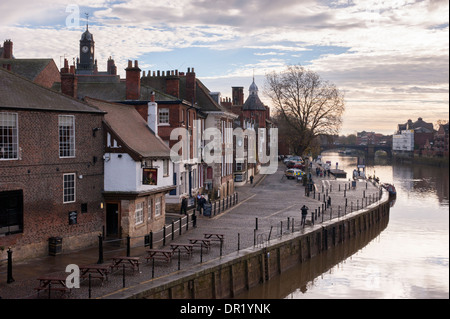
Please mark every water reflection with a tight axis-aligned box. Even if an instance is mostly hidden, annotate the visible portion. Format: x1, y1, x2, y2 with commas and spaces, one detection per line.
236, 214, 390, 299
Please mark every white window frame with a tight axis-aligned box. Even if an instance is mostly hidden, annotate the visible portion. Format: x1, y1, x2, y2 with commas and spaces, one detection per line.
59, 115, 75, 158
63, 173, 76, 203
158, 108, 169, 125
147, 198, 153, 220
135, 202, 144, 225
155, 197, 161, 217
163, 159, 169, 177
0, 112, 19, 160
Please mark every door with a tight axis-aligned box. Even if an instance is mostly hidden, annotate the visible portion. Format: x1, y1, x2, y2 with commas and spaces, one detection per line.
106, 203, 119, 237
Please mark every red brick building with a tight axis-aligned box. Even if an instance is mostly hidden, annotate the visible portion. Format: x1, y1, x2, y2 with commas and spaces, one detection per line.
0, 68, 105, 261
0, 39, 60, 88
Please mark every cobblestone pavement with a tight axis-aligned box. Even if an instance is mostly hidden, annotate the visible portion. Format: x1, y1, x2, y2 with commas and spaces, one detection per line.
0, 162, 381, 299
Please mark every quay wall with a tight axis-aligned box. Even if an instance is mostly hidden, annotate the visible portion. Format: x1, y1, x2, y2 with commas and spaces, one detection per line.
105, 190, 391, 299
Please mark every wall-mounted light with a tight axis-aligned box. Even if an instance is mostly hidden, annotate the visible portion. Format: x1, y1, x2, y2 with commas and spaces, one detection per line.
92, 127, 101, 137
100, 202, 104, 209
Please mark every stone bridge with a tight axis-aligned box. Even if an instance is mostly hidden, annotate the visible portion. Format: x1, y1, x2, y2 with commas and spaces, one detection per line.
320, 144, 392, 158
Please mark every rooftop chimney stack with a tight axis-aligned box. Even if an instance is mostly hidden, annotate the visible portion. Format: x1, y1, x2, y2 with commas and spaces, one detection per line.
2, 40, 13, 59
60, 58, 78, 98
126, 60, 141, 100
147, 91, 158, 135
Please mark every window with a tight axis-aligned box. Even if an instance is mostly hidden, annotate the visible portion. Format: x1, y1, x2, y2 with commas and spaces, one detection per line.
59, 115, 75, 158
135, 202, 144, 225
163, 159, 169, 177
63, 173, 76, 203
155, 197, 161, 217
158, 108, 169, 125
0, 190, 23, 235
147, 198, 153, 220
0, 112, 19, 160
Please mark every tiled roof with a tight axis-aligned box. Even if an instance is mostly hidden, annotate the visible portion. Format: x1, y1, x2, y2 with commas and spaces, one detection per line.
84, 97, 170, 159
0, 58, 55, 82
243, 93, 267, 111
0, 68, 104, 113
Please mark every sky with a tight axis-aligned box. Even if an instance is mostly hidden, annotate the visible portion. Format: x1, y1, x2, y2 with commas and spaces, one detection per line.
0, 0, 448, 135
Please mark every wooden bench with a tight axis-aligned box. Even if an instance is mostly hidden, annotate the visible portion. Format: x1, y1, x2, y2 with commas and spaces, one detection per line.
203, 233, 225, 244
145, 249, 174, 263
111, 256, 141, 273
170, 243, 194, 258
79, 264, 112, 284
189, 238, 211, 252
35, 275, 72, 298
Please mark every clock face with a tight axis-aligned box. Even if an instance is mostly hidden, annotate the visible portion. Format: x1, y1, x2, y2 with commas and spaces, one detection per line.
82, 46, 89, 53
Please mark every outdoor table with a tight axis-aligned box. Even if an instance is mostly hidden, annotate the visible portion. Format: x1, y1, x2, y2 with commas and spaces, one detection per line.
111, 256, 141, 273
170, 243, 194, 258
35, 274, 71, 297
203, 233, 225, 244
145, 249, 174, 263
79, 264, 112, 284
189, 238, 211, 252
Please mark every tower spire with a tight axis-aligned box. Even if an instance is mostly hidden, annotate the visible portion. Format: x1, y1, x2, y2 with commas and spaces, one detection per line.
85, 12, 89, 30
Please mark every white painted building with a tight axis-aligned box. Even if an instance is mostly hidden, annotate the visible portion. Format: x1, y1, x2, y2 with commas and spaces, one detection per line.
392, 129, 414, 154
85, 97, 175, 239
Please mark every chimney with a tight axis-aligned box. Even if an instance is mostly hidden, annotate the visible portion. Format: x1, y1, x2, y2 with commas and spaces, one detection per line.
166, 74, 180, 98
60, 59, 78, 98
2, 40, 13, 59
107, 56, 117, 75
185, 67, 196, 104
232, 87, 244, 105
126, 60, 141, 100
147, 91, 158, 135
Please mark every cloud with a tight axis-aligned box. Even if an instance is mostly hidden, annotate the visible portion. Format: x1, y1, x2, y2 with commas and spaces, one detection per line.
0, 0, 448, 135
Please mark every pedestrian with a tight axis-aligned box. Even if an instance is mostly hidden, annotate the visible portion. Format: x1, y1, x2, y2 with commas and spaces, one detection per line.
327, 196, 331, 208
250, 175, 254, 184
180, 197, 187, 215
301, 205, 308, 227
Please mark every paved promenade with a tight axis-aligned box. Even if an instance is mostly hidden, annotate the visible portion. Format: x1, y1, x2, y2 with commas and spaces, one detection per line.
0, 162, 381, 299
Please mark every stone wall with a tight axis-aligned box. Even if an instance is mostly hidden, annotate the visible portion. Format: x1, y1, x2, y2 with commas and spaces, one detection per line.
104, 190, 391, 299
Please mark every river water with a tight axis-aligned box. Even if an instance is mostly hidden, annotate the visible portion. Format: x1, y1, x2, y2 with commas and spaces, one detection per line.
235, 152, 449, 299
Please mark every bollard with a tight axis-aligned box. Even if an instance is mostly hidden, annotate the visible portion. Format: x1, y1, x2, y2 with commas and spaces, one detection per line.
88, 273, 92, 299
255, 217, 259, 230
254, 229, 257, 246
172, 221, 175, 240
150, 231, 153, 249
163, 226, 166, 246
220, 240, 223, 257
268, 226, 273, 241
200, 244, 203, 263
7, 248, 14, 283
287, 217, 290, 230
280, 221, 283, 237
292, 218, 295, 232
179, 218, 182, 235
97, 234, 104, 264
127, 235, 131, 256
339, 184, 341, 191
238, 233, 240, 251
123, 264, 126, 288
186, 214, 189, 231
344, 189, 346, 197
178, 250, 181, 270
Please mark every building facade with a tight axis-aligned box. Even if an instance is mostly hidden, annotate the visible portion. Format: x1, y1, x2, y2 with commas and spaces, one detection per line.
0, 68, 105, 260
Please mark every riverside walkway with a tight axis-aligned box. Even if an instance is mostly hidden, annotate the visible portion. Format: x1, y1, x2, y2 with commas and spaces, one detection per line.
0, 162, 382, 299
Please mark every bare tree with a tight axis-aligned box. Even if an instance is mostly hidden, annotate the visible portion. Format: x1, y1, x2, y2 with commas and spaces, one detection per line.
265, 65, 345, 155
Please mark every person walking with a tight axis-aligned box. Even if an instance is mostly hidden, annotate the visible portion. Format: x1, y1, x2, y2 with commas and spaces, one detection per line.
180, 197, 188, 215
301, 205, 309, 227
250, 175, 254, 184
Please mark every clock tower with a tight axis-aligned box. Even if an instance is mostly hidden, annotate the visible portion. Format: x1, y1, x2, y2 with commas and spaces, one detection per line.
76, 22, 95, 74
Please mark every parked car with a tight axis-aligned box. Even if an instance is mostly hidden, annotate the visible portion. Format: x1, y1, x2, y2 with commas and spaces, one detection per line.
286, 161, 304, 169
285, 168, 304, 179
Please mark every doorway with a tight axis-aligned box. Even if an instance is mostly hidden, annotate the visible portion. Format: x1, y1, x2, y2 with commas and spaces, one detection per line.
106, 203, 119, 237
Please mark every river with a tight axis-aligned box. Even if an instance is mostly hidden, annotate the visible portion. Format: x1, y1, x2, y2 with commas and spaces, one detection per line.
235, 152, 449, 299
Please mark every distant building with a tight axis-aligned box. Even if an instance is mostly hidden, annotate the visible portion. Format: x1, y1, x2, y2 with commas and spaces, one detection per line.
393, 117, 436, 158
0, 39, 60, 88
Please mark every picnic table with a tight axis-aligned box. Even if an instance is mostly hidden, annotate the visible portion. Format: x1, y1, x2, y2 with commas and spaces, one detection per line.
35, 274, 71, 298
111, 256, 141, 273
189, 238, 211, 252
170, 243, 194, 258
145, 249, 174, 263
79, 264, 111, 284
203, 233, 225, 244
